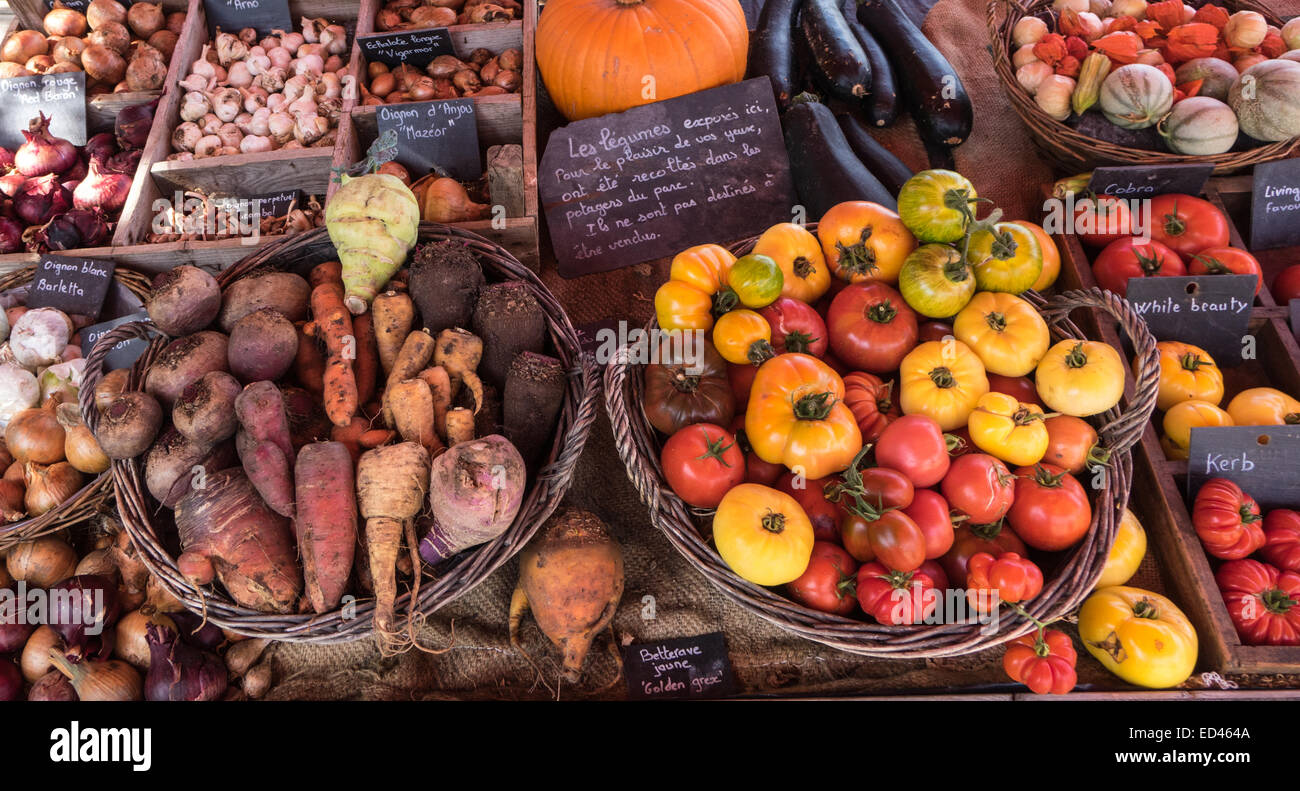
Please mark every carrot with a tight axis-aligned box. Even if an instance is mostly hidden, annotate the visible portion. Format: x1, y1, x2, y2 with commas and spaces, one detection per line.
351, 311, 380, 406
234, 381, 295, 515
331, 416, 368, 463
372, 291, 415, 376
305, 282, 358, 428
309, 260, 343, 288
356, 442, 430, 650
389, 378, 443, 456
294, 322, 326, 397
445, 407, 474, 446
294, 441, 357, 613
417, 367, 452, 440
382, 329, 436, 426
242, 441, 295, 517
434, 328, 484, 413
360, 428, 397, 448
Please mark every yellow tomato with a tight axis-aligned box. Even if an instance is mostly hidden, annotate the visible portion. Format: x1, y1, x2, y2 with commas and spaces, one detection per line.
712, 309, 773, 365
817, 202, 917, 284
713, 484, 815, 586
1153, 341, 1224, 411
898, 340, 990, 431
952, 292, 1050, 377
1013, 220, 1061, 291
753, 222, 831, 303
745, 353, 863, 479
654, 244, 737, 331
1036, 340, 1126, 417
1226, 387, 1300, 426
967, 392, 1049, 466
1095, 508, 1147, 589
1161, 399, 1233, 459
1078, 586, 1198, 689
670, 243, 734, 293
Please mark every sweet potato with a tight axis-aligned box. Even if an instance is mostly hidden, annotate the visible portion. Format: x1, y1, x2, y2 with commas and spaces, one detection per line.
243, 441, 294, 517
472, 282, 544, 390
294, 442, 356, 613
420, 434, 525, 564
218, 272, 311, 332
172, 371, 241, 446
510, 509, 624, 683
175, 468, 302, 613
144, 331, 229, 407
228, 308, 299, 382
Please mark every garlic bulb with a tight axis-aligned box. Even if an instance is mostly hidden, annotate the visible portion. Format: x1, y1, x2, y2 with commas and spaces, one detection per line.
1110, 0, 1147, 19
1013, 16, 1048, 47
1017, 61, 1055, 94
1036, 75, 1076, 121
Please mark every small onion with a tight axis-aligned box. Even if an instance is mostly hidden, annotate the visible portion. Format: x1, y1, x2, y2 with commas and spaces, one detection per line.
44, 8, 88, 37
6, 536, 78, 588
86, 0, 128, 30
20, 625, 63, 682
47, 654, 141, 701
114, 608, 175, 670
6, 408, 65, 465
57, 403, 108, 474
2, 31, 48, 64
86, 20, 130, 55
28, 670, 78, 701
25, 462, 83, 516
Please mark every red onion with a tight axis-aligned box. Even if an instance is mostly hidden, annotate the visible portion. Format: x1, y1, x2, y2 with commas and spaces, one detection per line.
0, 217, 22, 254
15, 113, 78, 177
47, 574, 121, 656
0, 147, 13, 171
42, 208, 111, 250
73, 157, 131, 213
0, 660, 20, 701
28, 669, 78, 701
144, 623, 227, 701
14, 174, 72, 226
0, 172, 24, 198
168, 609, 224, 650
105, 149, 142, 175
0, 591, 35, 652
84, 132, 117, 163
115, 99, 157, 151
62, 155, 87, 184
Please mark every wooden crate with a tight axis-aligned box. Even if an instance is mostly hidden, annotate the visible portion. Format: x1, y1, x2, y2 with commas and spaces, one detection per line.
333, 0, 539, 269
1048, 178, 1300, 674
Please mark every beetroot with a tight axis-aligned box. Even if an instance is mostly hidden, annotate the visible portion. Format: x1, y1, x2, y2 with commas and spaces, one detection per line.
144, 331, 229, 407
146, 266, 221, 336
227, 308, 297, 382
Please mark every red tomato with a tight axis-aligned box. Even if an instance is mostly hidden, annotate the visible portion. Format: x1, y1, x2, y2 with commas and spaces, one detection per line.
919, 559, 949, 592
941, 520, 1028, 587
987, 374, 1043, 407
759, 297, 829, 357
787, 542, 859, 615
727, 362, 758, 412
1262, 510, 1300, 573
867, 511, 926, 572
918, 320, 954, 344
1272, 265, 1300, 304
1004, 628, 1078, 694
1216, 559, 1300, 646
1007, 463, 1092, 551
875, 414, 953, 488
660, 423, 746, 508
1148, 193, 1230, 258
941, 453, 1016, 524
826, 282, 919, 374
1074, 196, 1135, 247
1192, 478, 1265, 560
1186, 247, 1263, 295
730, 417, 783, 486
1092, 237, 1186, 297
840, 512, 875, 562
776, 472, 845, 543
819, 348, 852, 377
831, 465, 915, 511
903, 489, 957, 559
856, 561, 940, 624
966, 551, 1044, 610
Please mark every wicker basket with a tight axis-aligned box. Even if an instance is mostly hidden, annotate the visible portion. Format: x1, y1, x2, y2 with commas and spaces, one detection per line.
0, 266, 152, 552
605, 277, 1160, 657
80, 224, 600, 644
988, 0, 1300, 174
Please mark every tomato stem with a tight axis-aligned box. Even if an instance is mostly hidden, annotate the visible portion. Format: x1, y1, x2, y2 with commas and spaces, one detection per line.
1162, 202, 1186, 238
1087, 443, 1112, 470
989, 227, 1019, 261
1132, 598, 1160, 620
1285, 412, 1300, 425
793, 391, 836, 421
747, 339, 776, 366
782, 330, 816, 355
985, 311, 1007, 332
693, 429, 736, 467
835, 227, 880, 277
1260, 588, 1297, 615
1063, 342, 1089, 369
760, 509, 786, 534
792, 256, 815, 280
929, 366, 957, 389
712, 288, 739, 316
1239, 504, 1262, 524
866, 299, 898, 325
669, 369, 701, 394
1179, 352, 1211, 372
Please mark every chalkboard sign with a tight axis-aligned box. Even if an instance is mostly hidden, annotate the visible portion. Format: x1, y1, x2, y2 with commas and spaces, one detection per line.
541, 78, 796, 278
1088, 164, 1213, 198
1186, 425, 1300, 510
0, 72, 86, 150
80, 312, 153, 371
1125, 274, 1256, 365
215, 189, 302, 220
377, 99, 480, 180
46, 0, 90, 10
26, 255, 116, 318
574, 317, 619, 356
1250, 157, 1300, 250
203, 0, 293, 37
358, 30, 454, 68
623, 633, 736, 700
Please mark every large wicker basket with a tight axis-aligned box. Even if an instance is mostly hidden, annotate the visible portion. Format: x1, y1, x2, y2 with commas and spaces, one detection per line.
988, 0, 1300, 174
80, 224, 599, 644
605, 280, 1160, 658
0, 265, 152, 552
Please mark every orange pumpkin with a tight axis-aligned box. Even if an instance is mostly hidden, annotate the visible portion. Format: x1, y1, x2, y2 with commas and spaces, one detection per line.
536, 0, 749, 121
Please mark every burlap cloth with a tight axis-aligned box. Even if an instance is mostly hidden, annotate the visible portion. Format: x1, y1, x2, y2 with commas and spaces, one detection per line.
264, 0, 1294, 700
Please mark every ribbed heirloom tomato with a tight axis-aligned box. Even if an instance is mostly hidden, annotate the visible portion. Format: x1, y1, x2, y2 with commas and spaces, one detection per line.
1192, 478, 1265, 560
760, 297, 829, 357
856, 562, 941, 624
1092, 237, 1186, 297
712, 309, 774, 366
1216, 559, 1300, 646
817, 201, 916, 284
898, 244, 977, 318
660, 423, 746, 509
941, 520, 1028, 587
841, 372, 900, 442
654, 244, 736, 331
642, 337, 734, 436
964, 221, 1044, 294
745, 353, 862, 479
897, 169, 978, 244
965, 551, 1043, 611
1008, 464, 1092, 551
1036, 340, 1125, 417
1147, 193, 1230, 257
1154, 341, 1224, 410
899, 339, 990, 430
1078, 587, 1198, 688
1161, 399, 1233, 459
1003, 628, 1078, 694
1262, 510, 1300, 573
752, 223, 831, 303
1226, 387, 1300, 426
967, 392, 1050, 467
952, 292, 1050, 377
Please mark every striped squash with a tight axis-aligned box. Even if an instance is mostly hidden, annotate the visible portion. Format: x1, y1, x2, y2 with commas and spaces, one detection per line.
1229, 60, 1300, 142
1159, 97, 1239, 155
1100, 64, 1174, 130
1173, 57, 1239, 102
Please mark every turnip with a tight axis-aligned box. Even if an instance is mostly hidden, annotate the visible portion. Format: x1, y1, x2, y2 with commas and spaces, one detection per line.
420, 434, 525, 564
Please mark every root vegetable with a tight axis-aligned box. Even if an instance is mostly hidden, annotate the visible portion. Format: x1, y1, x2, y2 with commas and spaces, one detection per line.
504, 352, 566, 473
325, 173, 420, 315
242, 440, 294, 517
218, 271, 310, 332
234, 381, 294, 516
48, 655, 141, 701
445, 408, 474, 445
418, 366, 452, 440
472, 282, 545, 390
474, 382, 503, 438
25, 462, 82, 515
371, 291, 414, 376
294, 322, 325, 397
418, 176, 488, 223
114, 608, 176, 669
282, 386, 330, 450
304, 280, 358, 428
224, 636, 269, 676
357, 442, 429, 642
420, 434, 524, 563
144, 427, 212, 506
389, 378, 442, 455
175, 467, 301, 613
228, 308, 298, 382
409, 240, 485, 334
433, 328, 483, 410
510, 509, 624, 683
58, 402, 109, 474
95, 391, 163, 459
352, 311, 380, 407
382, 329, 435, 426
294, 441, 356, 612
146, 265, 221, 336
145, 331, 229, 407
173, 371, 241, 445
144, 623, 226, 701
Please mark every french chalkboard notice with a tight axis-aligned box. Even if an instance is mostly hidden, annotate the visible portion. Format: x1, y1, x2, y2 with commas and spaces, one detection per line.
541, 78, 796, 278
0, 72, 86, 150
81, 312, 153, 371
1125, 274, 1256, 365
377, 98, 480, 180
1088, 164, 1213, 198
1187, 425, 1300, 510
216, 189, 303, 220
358, 30, 455, 68
203, 0, 293, 37
1249, 157, 1300, 250
623, 633, 736, 700
26, 255, 117, 318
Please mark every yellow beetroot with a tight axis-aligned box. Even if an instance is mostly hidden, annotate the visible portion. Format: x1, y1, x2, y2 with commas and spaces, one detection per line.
325, 173, 420, 315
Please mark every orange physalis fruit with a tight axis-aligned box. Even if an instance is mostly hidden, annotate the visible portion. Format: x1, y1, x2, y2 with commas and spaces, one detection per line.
1033, 33, 1069, 66
1191, 4, 1230, 30
1135, 20, 1165, 43
1065, 35, 1089, 60
1176, 78, 1204, 98
1147, 0, 1187, 32
1056, 55, 1082, 78
1092, 31, 1142, 64
1261, 30, 1286, 58
1107, 16, 1137, 33
1164, 23, 1220, 63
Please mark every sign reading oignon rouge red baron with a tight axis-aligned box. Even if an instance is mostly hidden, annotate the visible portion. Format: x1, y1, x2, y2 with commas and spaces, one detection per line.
541, 78, 795, 278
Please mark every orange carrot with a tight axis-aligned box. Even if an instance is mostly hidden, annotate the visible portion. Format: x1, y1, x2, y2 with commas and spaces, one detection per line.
372, 291, 414, 376
294, 322, 326, 397
305, 282, 358, 428
360, 428, 397, 448
352, 311, 380, 406
331, 416, 368, 464
445, 407, 474, 446
309, 260, 343, 288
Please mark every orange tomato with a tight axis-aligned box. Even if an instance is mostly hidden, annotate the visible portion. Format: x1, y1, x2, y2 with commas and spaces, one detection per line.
816, 202, 917, 285
1013, 220, 1061, 291
745, 353, 863, 479
753, 222, 831, 303
1162, 399, 1234, 459
1226, 387, 1300, 426
1153, 341, 1223, 411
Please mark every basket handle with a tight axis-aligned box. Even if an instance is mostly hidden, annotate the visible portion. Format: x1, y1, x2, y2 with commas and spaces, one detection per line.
1036, 287, 1159, 455
79, 321, 170, 435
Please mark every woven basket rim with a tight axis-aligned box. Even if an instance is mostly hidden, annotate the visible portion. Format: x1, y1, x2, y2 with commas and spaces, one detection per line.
80, 223, 600, 644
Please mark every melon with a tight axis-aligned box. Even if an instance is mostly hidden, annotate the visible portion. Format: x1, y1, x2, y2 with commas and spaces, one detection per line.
1280, 49, 1300, 64
1159, 97, 1239, 155
1100, 64, 1174, 130
1173, 57, 1240, 102
1228, 60, 1300, 142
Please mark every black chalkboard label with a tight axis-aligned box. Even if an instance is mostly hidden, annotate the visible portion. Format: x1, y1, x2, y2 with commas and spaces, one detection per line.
358, 30, 454, 68
1125, 274, 1256, 365
80, 312, 153, 371
0, 72, 86, 150
574, 317, 620, 356
1186, 425, 1300, 510
1250, 157, 1300, 250
1088, 164, 1213, 199
541, 78, 796, 278
377, 99, 480, 180
623, 633, 736, 700
203, 0, 293, 37
46, 0, 90, 10
216, 189, 301, 219
26, 255, 117, 318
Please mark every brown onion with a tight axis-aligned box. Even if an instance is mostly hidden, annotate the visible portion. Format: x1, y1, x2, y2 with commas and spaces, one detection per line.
0, 478, 24, 522
426, 54, 465, 79
75, 547, 118, 578
44, 9, 88, 37
51, 36, 85, 65
0, 63, 30, 78
6, 536, 78, 588
82, 43, 126, 83
57, 403, 109, 474
114, 608, 175, 669
165, 11, 185, 35
378, 161, 410, 184
467, 47, 493, 67
6, 408, 65, 465
126, 2, 164, 39
21, 626, 64, 682
147, 29, 177, 59
410, 5, 457, 26
93, 369, 130, 411
497, 48, 522, 72
370, 72, 396, 97
367, 60, 389, 79
3, 462, 24, 484
25, 463, 82, 516
124, 45, 167, 91
407, 76, 436, 101
452, 68, 481, 94
86, 21, 130, 55
376, 7, 402, 30
392, 62, 422, 88
2, 31, 48, 64
86, 0, 128, 30
48, 654, 141, 701
24, 54, 53, 73
493, 69, 520, 92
